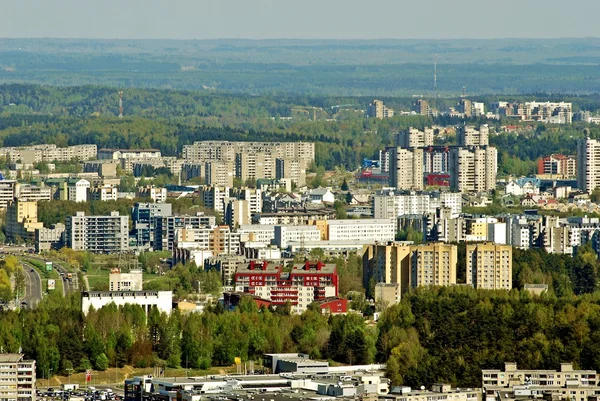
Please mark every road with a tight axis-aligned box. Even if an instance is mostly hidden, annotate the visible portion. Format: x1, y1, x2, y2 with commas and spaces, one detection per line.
23, 255, 81, 295
20, 261, 42, 308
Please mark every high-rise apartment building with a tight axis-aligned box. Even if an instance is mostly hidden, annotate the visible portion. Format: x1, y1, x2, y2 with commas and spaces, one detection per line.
416, 99, 432, 116
577, 136, 600, 194
132, 202, 173, 247
395, 127, 435, 148
66, 211, 129, 252
410, 242, 457, 288
153, 214, 217, 251
456, 125, 489, 146
363, 242, 457, 295
366, 99, 394, 119
0, 353, 36, 401
204, 161, 234, 188
199, 186, 231, 214
537, 154, 577, 177
466, 242, 512, 290
388, 147, 424, 190
5, 200, 43, 242
449, 146, 497, 193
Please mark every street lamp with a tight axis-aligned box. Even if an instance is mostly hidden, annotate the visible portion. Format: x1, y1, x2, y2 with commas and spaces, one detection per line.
47, 368, 52, 389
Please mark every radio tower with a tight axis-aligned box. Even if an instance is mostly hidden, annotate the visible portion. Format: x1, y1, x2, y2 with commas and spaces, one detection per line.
434, 54, 438, 99
118, 91, 123, 118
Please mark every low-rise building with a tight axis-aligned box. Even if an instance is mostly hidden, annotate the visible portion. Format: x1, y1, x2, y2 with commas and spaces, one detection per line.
81, 291, 173, 315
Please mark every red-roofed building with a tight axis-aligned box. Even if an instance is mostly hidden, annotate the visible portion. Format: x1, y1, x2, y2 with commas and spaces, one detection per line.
234, 260, 339, 314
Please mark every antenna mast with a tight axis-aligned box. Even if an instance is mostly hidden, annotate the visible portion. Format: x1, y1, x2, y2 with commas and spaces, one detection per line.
434, 54, 438, 99
118, 91, 123, 118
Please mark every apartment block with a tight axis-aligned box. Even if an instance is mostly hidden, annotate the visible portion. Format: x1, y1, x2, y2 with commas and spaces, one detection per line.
236, 152, 275, 181
449, 146, 497, 193
153, 214, 217, 251
89, 185, 118, 201
466, 242, 512, 290
0, 144, 97, 163
234, 260, 338, 314
410, 242, 457, 288
367, 99, 394, 119
14, 184, 52, 202
0, 180, 17, 208
230, 188, 262, 213
136, 186, 167, 203
363, 242, 458, 295
457, 125, 489, 146
224, 198, 251, 228
388, 147, 424, 190
183, 141, 315, 164
537, 154, 577, 177
327, 219, 396, 243
577, 136, 600, 194
395, 127, 434, 148
5, 200, 43, 242
35, 223, 65, 253
274, 225, 322, 248
373, 189, 462, 219
66, 211, 129, 253
204, 161, 234, 188
199, 185, 231, 214
0, 353, 36, 401
132, 202, 173, 247
276, 157, 306, 186
98, 148, 162, 160
172, 225, 240, 255
482, 362, 597, 401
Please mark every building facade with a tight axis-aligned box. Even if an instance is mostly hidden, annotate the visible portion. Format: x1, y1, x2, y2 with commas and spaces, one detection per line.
66, 211, 129, 252
0, 354, 36, 401
466, 242, 513, 290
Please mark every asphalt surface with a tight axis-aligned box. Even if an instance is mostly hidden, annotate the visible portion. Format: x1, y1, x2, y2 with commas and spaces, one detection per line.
24, 255, 80, 295
21, 261, 43, 308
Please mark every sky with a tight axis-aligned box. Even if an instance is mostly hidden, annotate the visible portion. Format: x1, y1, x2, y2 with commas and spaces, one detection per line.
1, 0, 600, 40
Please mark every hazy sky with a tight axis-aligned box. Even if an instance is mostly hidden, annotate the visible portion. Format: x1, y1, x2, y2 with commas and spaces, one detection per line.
1, 0, 600, 40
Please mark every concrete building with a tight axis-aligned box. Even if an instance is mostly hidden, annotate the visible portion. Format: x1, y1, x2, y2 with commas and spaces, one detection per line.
363, 242, 457, 294
276, 157, 306, 186
449, 146, 497, 193
65, 211, 129, 253
234, 260, 339, 314
109, 269, 143, 291
263, 353, 329, 374
136, 186, 167, 203
204, 161, 234, 188
395, 127, 434, 148
199, 185, 230, 214
410, 242, 457, 288
81, 291, 172, 315
457, 125, 489, 146
0, 180, 17, 209
327, 219, 396, 243
35, 223, 65, 252
388, 147, 424, 190
89, 185, 118, 201
273, 225, 321, 248
224, 198, 250, 228
367, 99, 394, 119
5, 200, 43, 242
466, 242, 512, 290
0, 353, 36, 401
68, 179, 90, 203
230, 188, 262, 213
153, 214, 216, 251
578, 136, 600, 194
482, 362, 597, 401
14, 184, 52, 202
537, 154, 577, 177
375, 282, 401, 308
373, 190, 462, 219
131, 202, 172, 247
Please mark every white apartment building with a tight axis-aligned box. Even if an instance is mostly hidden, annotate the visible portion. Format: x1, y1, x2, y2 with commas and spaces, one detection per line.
109, 269, 143, 291
388, 147, 424, 190
394, 127, 435, 148
89, 185, 118, 201
0, 353, 36, 401
577, 136, 600, 194
81, 291, 172, 316
466, 242, 512, 290
0, 180, 17, 208
98, 148, 161, 160
238, 224, 276, 244
457, 125, 489, 146
373, 190, 462, 219
68, 179, 90, 203
14, 184, 52, 202
327, 219, 396, 243
231, 188, 262, 213
66, 211, 129, 253
449, 146, 497, 193
274, 225, 322, 248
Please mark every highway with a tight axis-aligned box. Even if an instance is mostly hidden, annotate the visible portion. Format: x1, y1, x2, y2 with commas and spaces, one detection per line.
23, 255, 81, 295
20, 261, 43, 308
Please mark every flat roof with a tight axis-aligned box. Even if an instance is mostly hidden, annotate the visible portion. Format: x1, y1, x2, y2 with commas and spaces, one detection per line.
0, 354, 23, 363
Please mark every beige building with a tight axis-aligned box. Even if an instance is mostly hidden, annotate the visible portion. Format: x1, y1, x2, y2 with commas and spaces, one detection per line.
235, 152, 274, 181
449, 146, 497, 193
577, 136, 600, 194
466, 242, 512, 290
457, 125, 489, 146
0, 180, 17, 208
367, 99, 394, 119
411, 242, 457, 288
224, 198, 251, 228
6, 200, 43, 242
482, 362, 598, 401
363, 242, 457, 295
388, 147, 424, 190
395, 127, 435, 148
204, 161, 234, 188
109, 269, 143, 291
0, 354, 36, 401
375, 282, 401, 308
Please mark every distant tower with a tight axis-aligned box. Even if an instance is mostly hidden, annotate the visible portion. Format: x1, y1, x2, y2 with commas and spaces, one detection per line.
462, 86, 467, 98
433, 54, 437, 99
118, 91, 124, 118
